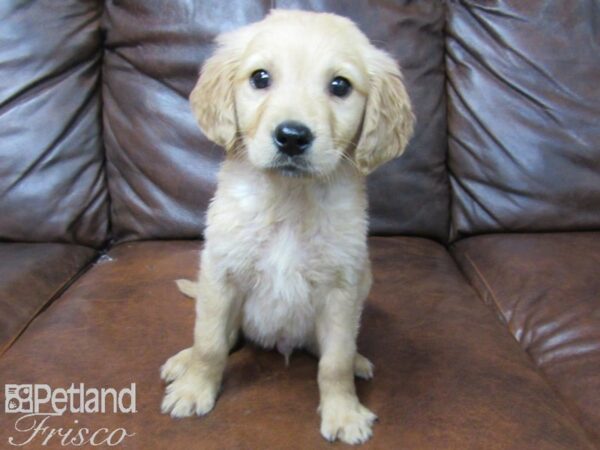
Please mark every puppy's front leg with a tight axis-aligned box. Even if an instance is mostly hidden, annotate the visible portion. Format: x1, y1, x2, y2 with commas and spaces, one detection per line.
161, 266, 236, 418
317, 287, 377, 445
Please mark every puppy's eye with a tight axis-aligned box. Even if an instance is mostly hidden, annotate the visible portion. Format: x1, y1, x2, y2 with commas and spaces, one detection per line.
329, 76, 352, 98
250, 69, 271, 89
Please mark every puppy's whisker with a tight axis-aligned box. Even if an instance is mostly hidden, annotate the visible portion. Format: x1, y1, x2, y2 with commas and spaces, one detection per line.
341, 154, 361, 174
329, 146, 361, 174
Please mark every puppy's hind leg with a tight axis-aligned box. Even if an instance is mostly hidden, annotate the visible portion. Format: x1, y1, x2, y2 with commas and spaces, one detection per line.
353, 264, 374, 380
354, 353, 374, 380
307, 341, 374, 380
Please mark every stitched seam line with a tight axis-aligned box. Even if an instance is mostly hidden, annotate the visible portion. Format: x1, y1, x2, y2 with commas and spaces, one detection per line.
461, 251, 510, 327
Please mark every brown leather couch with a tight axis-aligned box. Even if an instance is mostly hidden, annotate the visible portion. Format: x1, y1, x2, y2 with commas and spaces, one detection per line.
1, 1, 598, 449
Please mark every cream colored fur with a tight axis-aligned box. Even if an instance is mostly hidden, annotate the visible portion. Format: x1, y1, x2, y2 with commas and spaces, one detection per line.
161, 10, 414, 445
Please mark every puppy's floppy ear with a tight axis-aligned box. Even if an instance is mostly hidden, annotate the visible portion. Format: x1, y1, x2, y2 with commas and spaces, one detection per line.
189, 32, 244, 150
354, 48, 415, 175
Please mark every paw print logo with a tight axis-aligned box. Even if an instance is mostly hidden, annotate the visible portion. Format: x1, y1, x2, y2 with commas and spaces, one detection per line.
4, 384, 33, 413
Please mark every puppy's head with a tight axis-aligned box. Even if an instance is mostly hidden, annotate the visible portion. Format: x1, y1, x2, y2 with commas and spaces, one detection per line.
190, 10, 414, 177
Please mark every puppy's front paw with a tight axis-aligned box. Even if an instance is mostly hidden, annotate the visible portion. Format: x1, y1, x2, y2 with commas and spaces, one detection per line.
161, 371, 218, 417
319, 397, 377, 445
160, 348, 218, 418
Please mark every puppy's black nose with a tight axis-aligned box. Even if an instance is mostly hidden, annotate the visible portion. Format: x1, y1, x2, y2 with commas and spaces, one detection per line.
273, 121, 314, 156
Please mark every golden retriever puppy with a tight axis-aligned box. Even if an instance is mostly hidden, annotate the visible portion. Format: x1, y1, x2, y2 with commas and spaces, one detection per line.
161, 10, 414, 445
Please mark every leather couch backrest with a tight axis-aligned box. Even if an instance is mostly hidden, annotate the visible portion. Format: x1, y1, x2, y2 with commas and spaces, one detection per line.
5, 2, 597, 246
0, 0, 108, 248
446, 1, 600, 240
102, 0, 450, 244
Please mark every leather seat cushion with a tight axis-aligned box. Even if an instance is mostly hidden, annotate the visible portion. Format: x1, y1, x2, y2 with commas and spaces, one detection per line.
0, 243, 95, 355
453, 233, 600, 445
0, 238, 593, 448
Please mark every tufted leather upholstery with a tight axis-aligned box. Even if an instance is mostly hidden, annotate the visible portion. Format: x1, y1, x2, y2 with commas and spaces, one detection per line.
446, 1, 600, 239
0, 1, 598, 448
0, 0, 108, 247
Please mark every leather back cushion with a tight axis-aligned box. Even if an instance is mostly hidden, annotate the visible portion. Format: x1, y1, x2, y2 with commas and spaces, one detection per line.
0, 0, 108, 247
447, 1, 600, 239
102, 0, 449, 243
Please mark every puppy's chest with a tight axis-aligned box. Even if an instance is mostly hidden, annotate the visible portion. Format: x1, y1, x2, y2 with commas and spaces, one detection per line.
234, 217, 334, 296
208, 172, 367, 349
233, 220, 329, 349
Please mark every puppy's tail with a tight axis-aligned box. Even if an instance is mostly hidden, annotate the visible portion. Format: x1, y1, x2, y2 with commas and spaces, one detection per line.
175, 279, 198, 299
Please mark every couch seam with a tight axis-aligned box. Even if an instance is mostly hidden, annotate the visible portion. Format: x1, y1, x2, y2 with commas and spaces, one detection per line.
0, 252, 100, 358
98, 0, 114, 249
460, 250, 510, 327
452, 247, 599, 449
442, 0, 453, 244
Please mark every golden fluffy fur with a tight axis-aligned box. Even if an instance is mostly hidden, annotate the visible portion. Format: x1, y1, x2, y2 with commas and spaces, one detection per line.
161, 10, 414, 445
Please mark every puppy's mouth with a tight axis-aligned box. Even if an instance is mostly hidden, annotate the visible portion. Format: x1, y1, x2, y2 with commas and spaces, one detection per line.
268, 158, 314, 178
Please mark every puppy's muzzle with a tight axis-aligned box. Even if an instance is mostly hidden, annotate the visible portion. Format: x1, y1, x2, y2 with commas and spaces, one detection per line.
273, 121, 314, 157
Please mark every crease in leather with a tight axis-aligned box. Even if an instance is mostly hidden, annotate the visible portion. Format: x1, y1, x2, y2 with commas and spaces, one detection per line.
0, 0, 108, 246
108, 48, 189, 99
446, 47, 545, 190
448, 172, 505, 235
462, 5, 569, 114
65, 177, 108, 239
2, 58, 100, 196
446, 1, 600, 238
0, 51, 97, 115
453, 244, 600, 449
445, 57, 546, 236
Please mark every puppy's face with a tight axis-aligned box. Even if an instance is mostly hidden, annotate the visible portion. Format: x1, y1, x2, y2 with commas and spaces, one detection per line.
234, 23, 368, 177
191, 11, 414, 177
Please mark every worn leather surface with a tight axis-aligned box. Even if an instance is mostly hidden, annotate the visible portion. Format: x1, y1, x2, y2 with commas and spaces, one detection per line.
446, 1, 600, 240
452, 233, 600, 446
0, 238, 594, 449
0, 243, 95, 356
102, 1, 449, 243
0, 0, 108, 247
